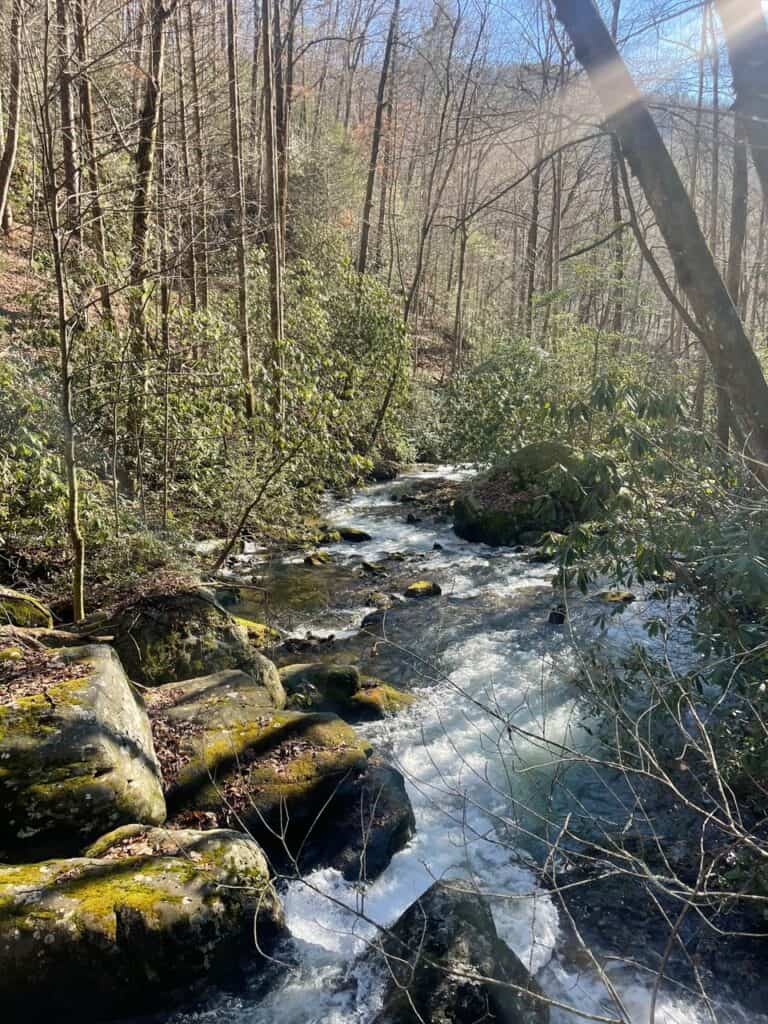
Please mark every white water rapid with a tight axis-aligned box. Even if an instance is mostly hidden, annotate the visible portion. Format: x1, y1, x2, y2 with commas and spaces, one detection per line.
168, 468, 766, 1024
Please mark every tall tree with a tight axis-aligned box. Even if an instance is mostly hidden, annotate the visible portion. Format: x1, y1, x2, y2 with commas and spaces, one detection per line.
226, 0, 256, 419
0, 0, 22, 234
262, 0, 285, 428
715, 0, 768, 203
553, 0, 768, 470
357, 0, 398, 277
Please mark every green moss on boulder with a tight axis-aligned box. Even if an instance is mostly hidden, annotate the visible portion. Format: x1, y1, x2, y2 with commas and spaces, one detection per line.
0, 586, 53, 629
280, 662, 414, 722
0, 825, 283, 1020
404, 580, 442, 598
111, 588, 275, 687
0, 645, 166, 862
454, 442, 620, 547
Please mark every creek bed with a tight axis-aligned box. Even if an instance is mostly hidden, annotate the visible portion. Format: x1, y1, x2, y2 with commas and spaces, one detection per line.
161, 467, 764, 1024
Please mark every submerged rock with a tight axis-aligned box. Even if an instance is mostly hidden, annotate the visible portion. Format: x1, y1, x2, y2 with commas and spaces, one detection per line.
0, 825, 283, 1020
0, 644, 165, 862
304, 550, 332, 566
111, 588, 269, 686
454, 442, 619, 547
596, 590, 636, 605
0, 585, 53, 629
370, 881, 548, 1024
337, 526, 373, 542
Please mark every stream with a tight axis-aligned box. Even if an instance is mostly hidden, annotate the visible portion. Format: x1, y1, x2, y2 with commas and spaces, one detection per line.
168, 467, 765, 1024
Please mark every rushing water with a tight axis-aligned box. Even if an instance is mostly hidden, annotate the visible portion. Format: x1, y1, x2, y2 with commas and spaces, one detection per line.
171, 468, 766, 1024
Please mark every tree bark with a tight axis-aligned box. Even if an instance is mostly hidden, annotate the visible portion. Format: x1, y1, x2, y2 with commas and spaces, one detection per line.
0, 0, 22, 234
226, 0, 256, 419
553, 0, 768, 472
262, 0, 285, 428
714, 0, 768, 204
357, 0, 398, 277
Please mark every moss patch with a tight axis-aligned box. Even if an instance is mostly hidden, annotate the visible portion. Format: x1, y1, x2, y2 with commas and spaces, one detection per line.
0, 587, 53, 629
404, 580, 442, 598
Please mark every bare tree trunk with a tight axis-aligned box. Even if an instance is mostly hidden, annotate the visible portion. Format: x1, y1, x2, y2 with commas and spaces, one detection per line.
357, 0, 398, 276
608, 0, 623, 343
74, 0, 112, 316
127, 0, 176, 486
524, 158, 541, 338
262, 0, 285, 428
186, 0, 208, 309
715, 0, 768, 203
554, 0, 768, 471
226, 0, 256, 420
174, 6, 197, 309
0, 0, 22, 233
56, 0, 80, 242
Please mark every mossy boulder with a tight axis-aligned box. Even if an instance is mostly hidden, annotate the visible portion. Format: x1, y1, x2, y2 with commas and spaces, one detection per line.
233, 616, 281, 647
304, 550, 332, 566
280, 662, 414, 722
0, 586, 53, 629
370, 881, 548, 1024
163, 707, 411, 877
454, 442, 619, 547
145, 666, 286, 732
404, 580, 442, 598
337, 526, 372, 542
111, 588, 274, 686
0, 644, 166, 862
0, 825, 283, 1020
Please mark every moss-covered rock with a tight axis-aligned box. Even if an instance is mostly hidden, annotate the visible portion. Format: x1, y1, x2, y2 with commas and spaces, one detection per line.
370, 881, 549, 1024
163, 707, 411, 877
233, 616, 281, 647
349, 682, 416, 718
0, 825, 283, 1020
0, 644, 166, 862
0, 586, 53, 629
596, 590, 636, 605
145, 666, 285, 731
454, 442, 620, 547
111, 588, 273, 686
337, 526, 372, 542
404, 580, 442, 598
304, 550, 332, 566
280, 662, 414, 722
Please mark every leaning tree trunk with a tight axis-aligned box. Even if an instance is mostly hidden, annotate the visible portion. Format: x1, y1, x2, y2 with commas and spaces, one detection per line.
553, 0, 768, 473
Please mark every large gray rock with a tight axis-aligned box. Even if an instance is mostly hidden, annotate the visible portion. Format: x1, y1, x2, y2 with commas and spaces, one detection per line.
0, 644, 166, 861
0, 824, 284, 1020
371, 881, 549, 1024
111, 588, 283, 693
